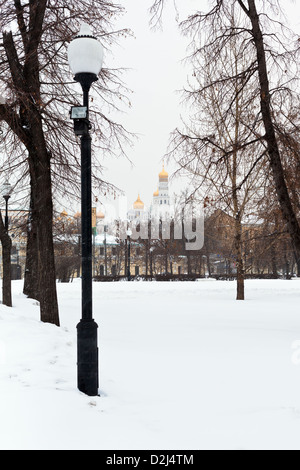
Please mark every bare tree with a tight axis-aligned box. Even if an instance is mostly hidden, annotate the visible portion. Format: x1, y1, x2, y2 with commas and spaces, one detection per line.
0, 1, 132, 324
0, 212, 12, 306
151, 0, 300, 285
166, 9, 266, 299
244, 0, 300, 273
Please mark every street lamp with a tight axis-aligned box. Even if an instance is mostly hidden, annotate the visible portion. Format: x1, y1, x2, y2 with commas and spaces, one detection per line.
126, 228, 132, 281
68, 23, 103, 397
1, 181, 12, 231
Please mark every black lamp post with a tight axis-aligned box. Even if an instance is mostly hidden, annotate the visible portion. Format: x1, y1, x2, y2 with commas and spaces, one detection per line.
1, 181, 12, 231
68, 23, 103, 397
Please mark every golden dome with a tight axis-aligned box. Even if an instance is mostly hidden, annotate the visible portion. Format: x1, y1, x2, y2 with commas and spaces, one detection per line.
97, 211, 105, 219
159, 165, 168, 180
61, 210, 68, 217
153, 188, 159, 197
133, 194, 144, 210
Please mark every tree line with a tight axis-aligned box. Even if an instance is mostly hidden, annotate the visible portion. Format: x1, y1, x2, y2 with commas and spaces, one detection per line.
1, 0, 300, 320
0, 0, 132, 324
151, 0, 300, 299
52, 209, 298, 281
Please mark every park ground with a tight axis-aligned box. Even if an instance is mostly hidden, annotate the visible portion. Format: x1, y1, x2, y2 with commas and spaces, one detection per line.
1, 279, 300, 450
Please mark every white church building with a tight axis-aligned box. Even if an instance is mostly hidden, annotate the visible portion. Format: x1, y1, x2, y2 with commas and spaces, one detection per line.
127, 165, 173, 222
151, 165, 172, 219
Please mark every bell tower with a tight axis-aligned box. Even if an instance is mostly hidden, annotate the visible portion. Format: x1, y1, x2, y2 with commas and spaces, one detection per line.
152, 165, 171, 217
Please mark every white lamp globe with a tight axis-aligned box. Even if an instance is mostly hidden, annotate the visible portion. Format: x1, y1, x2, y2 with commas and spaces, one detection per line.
68, 23, 104, 77
1, 181, 12, 199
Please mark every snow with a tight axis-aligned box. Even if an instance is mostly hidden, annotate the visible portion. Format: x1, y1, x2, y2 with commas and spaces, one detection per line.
1, 279, 300, 450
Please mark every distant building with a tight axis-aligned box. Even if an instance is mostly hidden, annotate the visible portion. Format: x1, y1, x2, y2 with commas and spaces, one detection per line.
151, 165, 173, 219
128, 194, 149, 222
126, 165, 173, 223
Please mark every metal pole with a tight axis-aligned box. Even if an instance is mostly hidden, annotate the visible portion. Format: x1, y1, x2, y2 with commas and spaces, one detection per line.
80, 131, 93, 320
93, 231, 96, 278
76, 77, 99, 397
127, 235, 131, 281
4, 196, 10, 231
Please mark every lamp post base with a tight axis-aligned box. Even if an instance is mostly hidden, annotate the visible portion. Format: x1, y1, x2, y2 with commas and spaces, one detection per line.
77, 319, 99, 396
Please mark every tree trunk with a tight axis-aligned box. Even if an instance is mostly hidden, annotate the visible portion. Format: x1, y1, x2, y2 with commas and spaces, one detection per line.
2, 238, 12, 307
145, 240, 149, 276
247, 0, 300, 268
23, 175, 59, 326
36, 162, 59, 325
28, 132, 59, 326
124, 239, 128, 276
206, 251, 212, 277
271, 243, 278, 279
284, 242, 291, 279
2, 10, 59, 326
0, 214, 12, 307
165, 251, 168, 274
23, 194, 39, 299
235, 213, 245, 300
231, 52, 245, 300
187, 252, 191, 275
296, 256, 300, 277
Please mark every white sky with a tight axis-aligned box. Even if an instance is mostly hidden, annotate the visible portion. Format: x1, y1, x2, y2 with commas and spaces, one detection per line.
92, 0, 199, 215
2, 1, 300, 216
54, 0, 300, 216
93, 0, 300, 218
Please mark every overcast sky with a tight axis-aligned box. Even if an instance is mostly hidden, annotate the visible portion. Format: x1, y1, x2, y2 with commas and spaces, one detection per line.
93, 0, 198, 215
71, 0, 300, 216
2, 1, 300, 216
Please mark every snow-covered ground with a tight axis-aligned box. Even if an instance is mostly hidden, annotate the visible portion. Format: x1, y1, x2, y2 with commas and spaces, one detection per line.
1, 279, 300, 450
